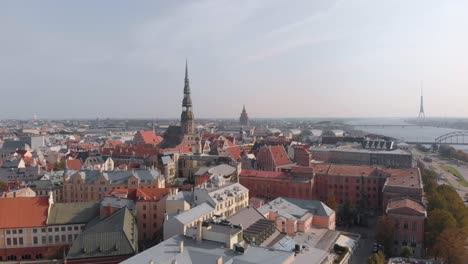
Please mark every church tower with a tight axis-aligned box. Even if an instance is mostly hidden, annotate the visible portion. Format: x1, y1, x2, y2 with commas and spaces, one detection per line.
239, 105, 249, 126
181, 60, 195, 135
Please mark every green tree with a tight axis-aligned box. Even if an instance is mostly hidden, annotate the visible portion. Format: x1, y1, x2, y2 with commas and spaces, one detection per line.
425, 209, 457, 251
376, 216, 395, 254
53, 160, 66, 171
400, 246, 413, 258
367, 252, 385, 264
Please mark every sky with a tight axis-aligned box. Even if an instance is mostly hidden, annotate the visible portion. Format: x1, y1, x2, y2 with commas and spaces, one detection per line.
1, 0, 468, 119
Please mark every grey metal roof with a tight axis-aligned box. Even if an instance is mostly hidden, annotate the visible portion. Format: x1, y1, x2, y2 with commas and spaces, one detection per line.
69, 169, 161, 184
121, 234, 294, 264
47, 202, 100, 225
174, 203, 215, 225
67, 207, 138, 260
101, 197, 136, 213
161, 155, 173, 165
1, 140, 30, 151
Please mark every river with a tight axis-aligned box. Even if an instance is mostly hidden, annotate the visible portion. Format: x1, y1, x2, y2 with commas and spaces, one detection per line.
346, 118, 468, 151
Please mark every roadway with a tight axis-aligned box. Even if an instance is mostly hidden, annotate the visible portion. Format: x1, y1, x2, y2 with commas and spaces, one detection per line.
412, 149, 468, 201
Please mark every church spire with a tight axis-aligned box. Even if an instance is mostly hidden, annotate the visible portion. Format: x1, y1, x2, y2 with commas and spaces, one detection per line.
181, 60, 195, 135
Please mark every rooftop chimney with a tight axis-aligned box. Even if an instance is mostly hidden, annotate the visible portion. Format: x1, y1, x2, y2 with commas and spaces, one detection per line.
179, 241, 184, 253
197, 220, 202, 241
216, 256, 223, 264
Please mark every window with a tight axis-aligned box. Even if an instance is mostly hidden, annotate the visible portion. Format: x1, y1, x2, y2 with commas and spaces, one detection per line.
61, 227, 65, 231
6, 230, 10, 235
48, 236, 53, 243
19, 238, 23, 245
143, 223, 146, 229
68, 226, 72, 231
412, 222, 417, 231
403, 222, 408, 229
62, 235, 66, 242
55, 235, 59, 242
12, 230, 17, 234
33, 229, 38, 233
42, 236, 46, 244
68, 234, 73, 242
48, 228, 52, 232
143, 214, 146, 219
143, 205, 147, 210
74, 226, 78, 231
13, 238, 17, 245
153, 214, 157, 219
33, 237, 38, 244
80, 226, 84, 230
6, 238, 11, 246
54, 227, 59, 232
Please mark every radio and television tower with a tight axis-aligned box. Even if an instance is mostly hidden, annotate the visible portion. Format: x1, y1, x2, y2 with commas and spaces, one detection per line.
418, 82, 425, 119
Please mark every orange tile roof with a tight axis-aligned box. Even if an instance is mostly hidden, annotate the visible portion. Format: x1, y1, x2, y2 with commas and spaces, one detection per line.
270, 145, 293, 167
226, 146, 242, 161
136, 130, 163, 145
136, 188, 170, 201
0, 197, 49, 228
66, 159, 83, 171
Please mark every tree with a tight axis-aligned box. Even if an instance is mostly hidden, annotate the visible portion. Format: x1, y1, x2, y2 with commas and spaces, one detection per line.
425, 209, 457, 251
400, 246, 413, 258
0, 180, 6, 190
53, 160, 66, 171
432, 228, 467, 264
326, 191, 337, 211
367, 252, 385, 264
376, 216, 395, 254
337, 200, 355, 225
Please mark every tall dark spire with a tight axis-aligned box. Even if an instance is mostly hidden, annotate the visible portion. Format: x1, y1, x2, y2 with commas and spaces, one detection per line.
181, 60, 195, 135
240, 105, 249, 126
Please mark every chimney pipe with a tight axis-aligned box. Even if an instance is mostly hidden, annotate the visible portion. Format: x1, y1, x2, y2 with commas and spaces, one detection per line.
197, 220, 202, 241
179, 241, 184, 253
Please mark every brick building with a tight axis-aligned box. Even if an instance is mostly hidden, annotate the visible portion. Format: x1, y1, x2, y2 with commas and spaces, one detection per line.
256, 145, 293, 171
386, 197, 426, 257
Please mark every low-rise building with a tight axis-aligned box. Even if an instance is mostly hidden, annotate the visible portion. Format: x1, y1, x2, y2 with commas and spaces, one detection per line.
258, 197, 336, 235
386, 197, 426, 258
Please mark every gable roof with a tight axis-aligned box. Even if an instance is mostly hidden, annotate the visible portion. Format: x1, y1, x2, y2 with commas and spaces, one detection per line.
386, 197, 426, 216
269, 145, 293, 167
67, 207, 138, 260
47, 202, 100, 225
134, 130, 163, 145
0, 197, 49, 228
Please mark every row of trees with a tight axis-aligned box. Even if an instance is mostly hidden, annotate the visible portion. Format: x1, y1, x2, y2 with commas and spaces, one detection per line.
439, 145, 468, 163
420, 166, 468, 264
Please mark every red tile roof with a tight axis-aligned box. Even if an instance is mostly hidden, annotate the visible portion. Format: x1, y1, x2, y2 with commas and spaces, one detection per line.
226, 146, 242, 161
387, 198, 426, 214
270, 145, 293, 167
0, 197, 49, 228
66, 159, 83, 171
135, 130, 163, 145
240, 170, 290, 180
137, 188, 170, 201
327, 164, 377, 177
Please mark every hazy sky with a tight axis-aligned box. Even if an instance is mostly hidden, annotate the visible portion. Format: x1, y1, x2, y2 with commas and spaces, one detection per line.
1, 0, 468, 119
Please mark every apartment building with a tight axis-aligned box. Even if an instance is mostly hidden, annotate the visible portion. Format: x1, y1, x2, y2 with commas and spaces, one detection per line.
63, 169, 165, 202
